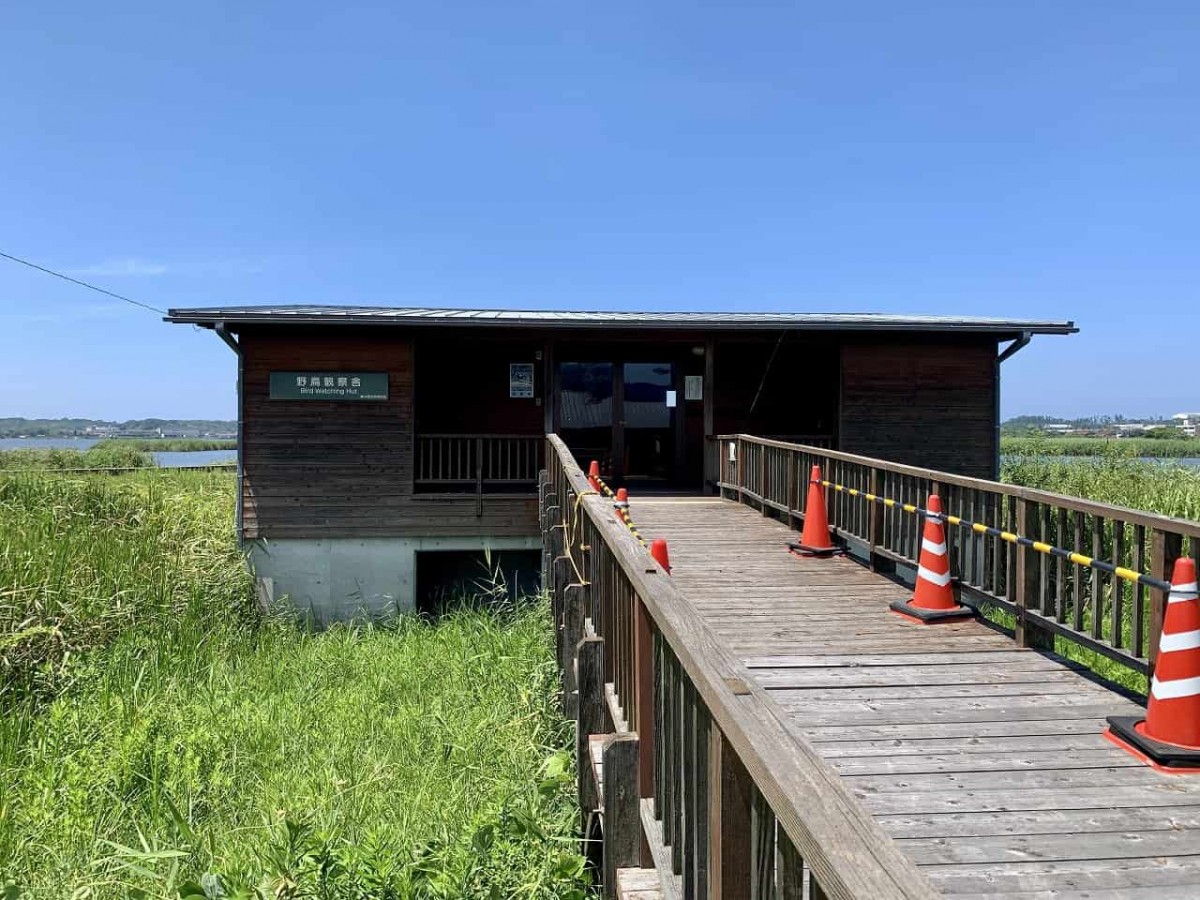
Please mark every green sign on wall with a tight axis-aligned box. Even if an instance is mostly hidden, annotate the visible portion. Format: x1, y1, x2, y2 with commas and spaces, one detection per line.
269, 372, 389, 401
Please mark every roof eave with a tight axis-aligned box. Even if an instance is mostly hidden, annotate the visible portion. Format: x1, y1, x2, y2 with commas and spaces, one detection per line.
164, 312, 1077, 337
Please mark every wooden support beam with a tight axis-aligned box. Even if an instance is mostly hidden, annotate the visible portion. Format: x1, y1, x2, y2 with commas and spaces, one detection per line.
562, 581, 589, 717
634, 597, 656, 800
577, 636, 606, 817
1150, 527, 1183, 673
709, 727, 753, 899
751, 786, 776, 899
1014, 498, 1053, 650
602, 732, 641, 900
777, 828, 804, 900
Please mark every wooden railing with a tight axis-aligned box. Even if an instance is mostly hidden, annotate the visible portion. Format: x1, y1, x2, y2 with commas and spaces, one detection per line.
715, 433, 1200, 681
542, 434, 936, 900
416, 434, 543, 488
704, 434, 834, 490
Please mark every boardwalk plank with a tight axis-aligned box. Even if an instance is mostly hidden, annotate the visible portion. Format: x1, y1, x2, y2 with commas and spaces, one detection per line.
877, 805, 1200, 839
630, 494, 1200, 897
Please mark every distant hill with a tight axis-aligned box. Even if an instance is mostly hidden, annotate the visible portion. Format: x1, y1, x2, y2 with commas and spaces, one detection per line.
0, 417, 237, 438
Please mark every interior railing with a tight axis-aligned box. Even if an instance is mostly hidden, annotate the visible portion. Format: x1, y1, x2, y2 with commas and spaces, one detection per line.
415, 434, 542, 490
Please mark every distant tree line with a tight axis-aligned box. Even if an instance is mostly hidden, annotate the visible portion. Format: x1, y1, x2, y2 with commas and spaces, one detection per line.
0, 417, 236, 438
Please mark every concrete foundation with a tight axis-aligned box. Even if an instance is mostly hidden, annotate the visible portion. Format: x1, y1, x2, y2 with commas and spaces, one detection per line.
248, 535, 543, 622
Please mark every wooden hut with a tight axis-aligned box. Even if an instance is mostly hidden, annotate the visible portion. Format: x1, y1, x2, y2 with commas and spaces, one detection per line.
167, 307, 1074, 617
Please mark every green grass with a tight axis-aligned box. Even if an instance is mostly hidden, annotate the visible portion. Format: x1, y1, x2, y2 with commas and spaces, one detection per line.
998, 448, 1200, 695
0, 470, 587, 899
1002, 434, 1200, 459
1002, 448, 1200, 520
0, 444, 153, 471
92, 438, 238, 452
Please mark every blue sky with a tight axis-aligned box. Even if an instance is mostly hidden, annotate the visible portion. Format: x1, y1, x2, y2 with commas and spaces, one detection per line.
2, 1, 1197, 421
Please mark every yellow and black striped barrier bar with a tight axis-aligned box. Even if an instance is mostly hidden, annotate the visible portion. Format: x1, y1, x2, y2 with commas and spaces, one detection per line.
812, 478, 1172, 593
594, 474, 648, 548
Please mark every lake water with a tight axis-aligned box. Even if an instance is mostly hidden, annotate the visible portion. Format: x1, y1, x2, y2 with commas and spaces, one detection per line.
0, 438, 235, 468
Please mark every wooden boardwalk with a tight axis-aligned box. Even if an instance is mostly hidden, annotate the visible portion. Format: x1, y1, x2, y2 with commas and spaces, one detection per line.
631, 496, 1200, 899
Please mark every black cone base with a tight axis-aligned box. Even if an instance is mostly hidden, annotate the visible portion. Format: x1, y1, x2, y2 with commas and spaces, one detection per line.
889, 598, 974, 623
1107, 716, 1200, 769
786, 541, 845, 558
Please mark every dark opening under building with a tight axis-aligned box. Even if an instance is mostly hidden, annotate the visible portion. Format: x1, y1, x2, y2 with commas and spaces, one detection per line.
166, 306, 1075, 618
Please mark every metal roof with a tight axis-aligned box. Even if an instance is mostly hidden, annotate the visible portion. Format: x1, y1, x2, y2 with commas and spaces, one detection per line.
164, 305, 1077, 336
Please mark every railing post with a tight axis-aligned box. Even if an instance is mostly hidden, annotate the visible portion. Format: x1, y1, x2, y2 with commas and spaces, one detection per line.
868, 466, 885, 571
602, 732, 640, 899
577, 636, 606, 821
785, 447, 796, 519
1150, 527, 1183, 674
563, 579, 589, 717
736, 438, 745, 503
751, 789, 776, 898
634, 598, 655, 806
475, 436, 483, 517
758, 443, 767, 516
1014, 498, 1053, 650
709, 727, 752, 897
777, 828, 804, 899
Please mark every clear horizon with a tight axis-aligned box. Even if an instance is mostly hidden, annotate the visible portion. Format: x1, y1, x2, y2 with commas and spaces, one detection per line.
3, 2, 1198, 419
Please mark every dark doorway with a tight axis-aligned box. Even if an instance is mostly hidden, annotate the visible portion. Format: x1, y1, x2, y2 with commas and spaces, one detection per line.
557, 359, 684, 485
622, 362, 675, 481
558, 361, 616, 475
415, 549, 542, 615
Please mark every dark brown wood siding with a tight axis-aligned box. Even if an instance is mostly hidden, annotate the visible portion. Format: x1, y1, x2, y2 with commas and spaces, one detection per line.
239, 327, 538, 540
838, 338, 998, 478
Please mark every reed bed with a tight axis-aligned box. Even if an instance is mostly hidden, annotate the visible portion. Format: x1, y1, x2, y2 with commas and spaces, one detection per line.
0, 445, 153, 471
1002, 435, 1200, 459
92, 438, 238, 453
0, 469, 587, 899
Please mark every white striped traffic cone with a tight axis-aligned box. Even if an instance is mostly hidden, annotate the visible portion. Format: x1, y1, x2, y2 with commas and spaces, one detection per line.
890, 494, 972, 623
1107, 558, 1200, 771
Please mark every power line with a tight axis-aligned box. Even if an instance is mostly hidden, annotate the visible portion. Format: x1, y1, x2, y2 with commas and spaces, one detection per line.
0, 250, 167, 316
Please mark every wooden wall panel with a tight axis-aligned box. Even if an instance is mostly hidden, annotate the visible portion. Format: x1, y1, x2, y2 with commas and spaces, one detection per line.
238, 327, 540, 540
839, 338, 998, 478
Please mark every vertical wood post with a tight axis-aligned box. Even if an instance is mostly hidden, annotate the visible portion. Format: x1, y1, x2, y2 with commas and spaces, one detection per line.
736, 438, 745, 503
785, 448, 796, 520
475, 436, 484, 517
703, 337, 715, 494
777, 828, 804, 899
634, 598, 655, 804
602, 732, 641, 899
751, 789, 776, 899
868, 467, 884, 571
709, 728, 752, 898
1015, 498, 1053, 650
758, 444, 767, 515
562, 581, 589, 717
1150, 528, 1183, 672
577, 636, 606, 817
552, 551, 570, 676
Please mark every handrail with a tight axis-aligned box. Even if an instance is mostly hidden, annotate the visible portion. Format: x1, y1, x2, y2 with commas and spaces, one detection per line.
714, 433, 1200, 537
714, 434, 1200, 680
544, 434, 937, 899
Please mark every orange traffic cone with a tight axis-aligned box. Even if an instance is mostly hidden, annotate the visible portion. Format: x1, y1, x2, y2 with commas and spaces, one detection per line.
1107, 558, 1200, 772
650, 539, 671, 574
614, 487, 629, 520
890, 494, 972, 623
587, 460, 602, 493
787, 465, 841, 557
